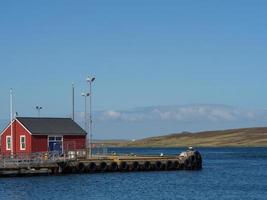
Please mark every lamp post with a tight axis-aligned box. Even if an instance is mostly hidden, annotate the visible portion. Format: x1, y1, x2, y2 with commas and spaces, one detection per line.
81, 92, 90, 133
36, 106, 42, 117
86, 76, 95, 157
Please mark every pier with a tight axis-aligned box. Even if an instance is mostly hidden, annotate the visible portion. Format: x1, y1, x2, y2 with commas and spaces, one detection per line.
0, 149, 202, 177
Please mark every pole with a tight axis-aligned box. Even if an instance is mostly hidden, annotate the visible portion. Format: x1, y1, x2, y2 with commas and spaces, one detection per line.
10, 88, 13, 156
89, 81, 92, 157
84, 96, 87, 133
72, 83, 75, 121
36, 107, 41, 117
86, 76, 95, 158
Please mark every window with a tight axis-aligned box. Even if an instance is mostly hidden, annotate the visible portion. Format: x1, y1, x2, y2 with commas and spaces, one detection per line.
48, 136, 63, 153
20, 135, 26, 150
6, 136, 11, 150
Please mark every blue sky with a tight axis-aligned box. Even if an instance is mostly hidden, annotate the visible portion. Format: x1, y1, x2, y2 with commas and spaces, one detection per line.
1, 1, 267, 139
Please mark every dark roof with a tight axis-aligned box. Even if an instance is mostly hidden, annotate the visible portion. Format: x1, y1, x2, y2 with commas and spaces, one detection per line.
16, 117, 87, 136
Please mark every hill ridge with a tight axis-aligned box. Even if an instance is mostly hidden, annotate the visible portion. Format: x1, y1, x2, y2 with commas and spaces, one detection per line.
123, 127, 267, 147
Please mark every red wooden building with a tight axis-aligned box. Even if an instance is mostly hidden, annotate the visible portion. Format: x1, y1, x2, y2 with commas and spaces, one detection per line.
0, 117, 87, 155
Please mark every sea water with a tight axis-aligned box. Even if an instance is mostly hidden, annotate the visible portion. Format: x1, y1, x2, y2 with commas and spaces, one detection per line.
0, 147, 267, 200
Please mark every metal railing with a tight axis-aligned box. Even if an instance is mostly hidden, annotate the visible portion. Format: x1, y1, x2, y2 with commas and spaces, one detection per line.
0, 147, 111, 168
0, 151, 65, 168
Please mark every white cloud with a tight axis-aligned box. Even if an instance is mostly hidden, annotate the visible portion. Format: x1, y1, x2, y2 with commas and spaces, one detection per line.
72, 104, 267, 139
94, 104, 267, 123
103, 110, 121, 119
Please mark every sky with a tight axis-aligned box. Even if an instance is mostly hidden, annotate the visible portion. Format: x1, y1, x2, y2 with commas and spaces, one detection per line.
0, 0, 267, 139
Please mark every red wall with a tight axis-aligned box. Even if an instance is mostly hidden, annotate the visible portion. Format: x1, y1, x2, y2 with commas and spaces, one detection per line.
31, 135, 48, 152
1, 120, 32, 155
1, 119, 86, 155
64, 135, 86, 151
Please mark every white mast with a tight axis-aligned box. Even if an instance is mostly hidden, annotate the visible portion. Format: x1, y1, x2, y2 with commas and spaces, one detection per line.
72, 82, 75, 121
10, 88, 13, 156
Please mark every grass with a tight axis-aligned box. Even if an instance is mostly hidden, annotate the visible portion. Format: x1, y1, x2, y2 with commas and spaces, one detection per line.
116, 127, 267, 147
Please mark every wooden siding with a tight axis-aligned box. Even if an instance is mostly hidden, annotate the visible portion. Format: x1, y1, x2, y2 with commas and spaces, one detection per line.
1, 120, 31, 155
31, 135, 48, 152
64, 135, 86, 151
1, 119, 86, 154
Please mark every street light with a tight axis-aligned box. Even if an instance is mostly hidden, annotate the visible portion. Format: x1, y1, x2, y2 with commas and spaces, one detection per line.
86, 76, 95, 157
36, 106, 42, 117
81, 92, 90, 133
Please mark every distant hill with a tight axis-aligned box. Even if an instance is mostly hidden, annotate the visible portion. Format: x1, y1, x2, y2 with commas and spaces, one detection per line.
121, 127, 267, 147
93, 139, 130, 147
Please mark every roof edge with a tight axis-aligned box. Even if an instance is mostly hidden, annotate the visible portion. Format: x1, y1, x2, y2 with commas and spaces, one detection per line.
16, 117, 73, 120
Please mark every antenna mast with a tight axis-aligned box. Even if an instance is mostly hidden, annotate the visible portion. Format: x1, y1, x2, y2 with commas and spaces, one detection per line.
72, 83, 75, 121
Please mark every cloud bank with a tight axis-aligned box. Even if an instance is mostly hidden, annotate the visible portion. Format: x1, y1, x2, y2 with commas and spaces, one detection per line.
97, 104, 266, 122
88, 104, 267, 139
1, 104, 267, 139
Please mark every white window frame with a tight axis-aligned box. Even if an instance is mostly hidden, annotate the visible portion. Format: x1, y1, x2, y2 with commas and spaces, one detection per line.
20, 135, 26, 150
6, 136, 11, 150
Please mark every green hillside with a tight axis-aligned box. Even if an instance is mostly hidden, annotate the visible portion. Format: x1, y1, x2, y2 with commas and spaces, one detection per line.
121, 127, 267, 147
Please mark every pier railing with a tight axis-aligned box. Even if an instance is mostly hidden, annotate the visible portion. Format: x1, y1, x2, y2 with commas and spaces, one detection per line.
0, 147, 138, 168
0, 151, 65, 168
0, 148, 106, 168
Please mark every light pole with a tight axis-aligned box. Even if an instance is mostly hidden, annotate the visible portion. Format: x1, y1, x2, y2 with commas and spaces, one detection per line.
86, 76, 95, 157
81, 92, 90, 133
36, 106, 42, 117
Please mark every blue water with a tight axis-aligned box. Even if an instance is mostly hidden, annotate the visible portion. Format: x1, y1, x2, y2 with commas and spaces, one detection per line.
1, 147, 267, 200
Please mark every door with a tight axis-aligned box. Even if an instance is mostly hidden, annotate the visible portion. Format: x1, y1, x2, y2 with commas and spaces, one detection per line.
48, 136, 63, 153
